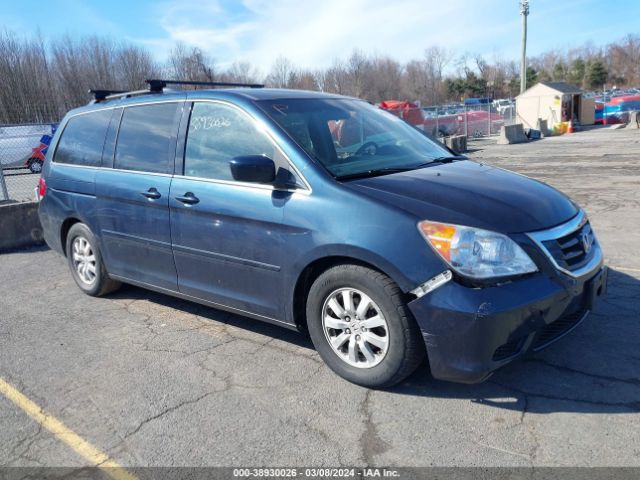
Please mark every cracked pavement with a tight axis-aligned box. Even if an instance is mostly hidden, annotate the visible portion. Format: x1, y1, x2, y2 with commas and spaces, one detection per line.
1, 126, 639, 467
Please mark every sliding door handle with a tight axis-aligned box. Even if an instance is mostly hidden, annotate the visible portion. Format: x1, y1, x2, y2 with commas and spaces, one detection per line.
175, 192, 200, 205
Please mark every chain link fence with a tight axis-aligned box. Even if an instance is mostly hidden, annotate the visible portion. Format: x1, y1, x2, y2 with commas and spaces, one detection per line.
381, 101, 517, 140
0, 123, 57, 202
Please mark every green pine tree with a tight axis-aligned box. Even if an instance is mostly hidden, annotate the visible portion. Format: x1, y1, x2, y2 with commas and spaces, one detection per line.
526, 67, 538, 89
587, 59, 608, 89
568, 58, 586, 87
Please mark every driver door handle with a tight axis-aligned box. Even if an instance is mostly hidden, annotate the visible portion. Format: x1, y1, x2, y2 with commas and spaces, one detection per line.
175, 192, 200, 205
141, 187, 161, 200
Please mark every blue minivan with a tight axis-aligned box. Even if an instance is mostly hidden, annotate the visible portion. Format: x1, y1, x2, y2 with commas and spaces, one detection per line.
38, 81, 607, 387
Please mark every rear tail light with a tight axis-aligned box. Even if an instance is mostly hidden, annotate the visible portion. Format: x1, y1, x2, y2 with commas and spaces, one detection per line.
38, 177, 47, 197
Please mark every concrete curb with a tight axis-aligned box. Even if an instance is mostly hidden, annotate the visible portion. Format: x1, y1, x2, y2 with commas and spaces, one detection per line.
536, 118, 552, 137
0, 201, 44, 252
443, 135, 467, 153
497, 124, 528, 145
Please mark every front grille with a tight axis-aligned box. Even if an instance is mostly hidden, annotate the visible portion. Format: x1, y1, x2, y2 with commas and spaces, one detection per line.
532, 309, 588, 351
541, 221, 596, 272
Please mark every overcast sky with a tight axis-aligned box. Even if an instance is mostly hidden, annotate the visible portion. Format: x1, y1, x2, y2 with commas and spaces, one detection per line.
2, 0, 638, 73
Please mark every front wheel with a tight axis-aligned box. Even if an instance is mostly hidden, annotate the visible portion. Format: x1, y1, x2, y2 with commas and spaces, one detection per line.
65, 223, 121, 296
306, 264, 425, 388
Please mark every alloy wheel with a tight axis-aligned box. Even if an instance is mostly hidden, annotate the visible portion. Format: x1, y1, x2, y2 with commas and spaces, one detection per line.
322, 288, 389, 368
72, 236, 97, 285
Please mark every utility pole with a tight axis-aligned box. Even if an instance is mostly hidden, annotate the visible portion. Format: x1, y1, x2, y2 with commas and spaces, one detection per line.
520, 0, 529, 94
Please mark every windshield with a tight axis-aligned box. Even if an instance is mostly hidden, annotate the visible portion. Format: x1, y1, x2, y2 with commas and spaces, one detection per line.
257, 98, 453, 179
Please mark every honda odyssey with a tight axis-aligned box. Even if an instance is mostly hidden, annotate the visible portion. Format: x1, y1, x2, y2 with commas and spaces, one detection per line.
38, 80, 607, 387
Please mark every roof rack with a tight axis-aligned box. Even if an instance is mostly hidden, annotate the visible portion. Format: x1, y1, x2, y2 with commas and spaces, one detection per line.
88, 89, 126, 102
88, 79, 264, 105
146, 79, 265, 91
88, 88, 151, 104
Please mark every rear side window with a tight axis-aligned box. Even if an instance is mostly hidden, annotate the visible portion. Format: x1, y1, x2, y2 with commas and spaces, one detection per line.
114, 103, 179, 174
184, 102, 276, 181
54, 109, 112, 166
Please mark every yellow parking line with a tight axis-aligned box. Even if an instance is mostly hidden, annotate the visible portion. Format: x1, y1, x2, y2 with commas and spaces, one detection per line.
0, 377, 137, 480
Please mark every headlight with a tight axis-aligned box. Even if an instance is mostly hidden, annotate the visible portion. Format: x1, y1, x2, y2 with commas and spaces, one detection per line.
418, 221, 537, 279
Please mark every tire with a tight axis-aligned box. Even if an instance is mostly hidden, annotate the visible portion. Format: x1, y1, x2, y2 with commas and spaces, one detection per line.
28, 159, 43, 174
306, 264, 425, 388
65, 223, 121, 296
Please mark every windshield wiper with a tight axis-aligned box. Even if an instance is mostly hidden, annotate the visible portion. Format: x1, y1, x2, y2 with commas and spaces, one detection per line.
408, 155, 467, 169
335, 156, 467, 181
425, 155, 467, 164
335, 167, 416, 181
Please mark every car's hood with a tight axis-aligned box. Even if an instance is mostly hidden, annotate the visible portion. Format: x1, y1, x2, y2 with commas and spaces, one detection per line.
345, 160, 578, 233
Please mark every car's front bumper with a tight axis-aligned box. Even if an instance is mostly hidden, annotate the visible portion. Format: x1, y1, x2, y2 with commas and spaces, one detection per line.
408, 265, 608, 383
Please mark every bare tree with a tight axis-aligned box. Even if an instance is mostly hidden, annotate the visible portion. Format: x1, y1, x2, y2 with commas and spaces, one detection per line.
0, 32, 61, 123
221, 61, 261, 84
322, 59, 350, 94
605, 34, 640, 86
2, 30, 640, 125
403, 60, 430, 103
168, 43, 216, 83
424, 46, 453, 103
289, 70, 319, 90
366, 56, 404, 102
266, 56, 296, 88
116, 45, 160, 90
344, 50, 370, 98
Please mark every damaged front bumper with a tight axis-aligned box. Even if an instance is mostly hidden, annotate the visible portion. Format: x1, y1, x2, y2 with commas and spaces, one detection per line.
408, 265, 608, 384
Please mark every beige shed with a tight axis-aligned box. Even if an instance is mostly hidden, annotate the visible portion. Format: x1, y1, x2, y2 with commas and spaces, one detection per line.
516, 81, 595, 129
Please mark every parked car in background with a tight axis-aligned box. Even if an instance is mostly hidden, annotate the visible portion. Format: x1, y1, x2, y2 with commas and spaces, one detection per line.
501, 105, 515, 120
493, 99, 514, 115
0, 123, 57, 171
39, 83, 607, 388
595, 94, 640, 124
462, 109, 504, 137
380, 100, 503, 138
423, 112, 460, 136
23, 126, 57, 173
378, 100, 425, 128
464, 97, 492, 106
380, 100, 459, 137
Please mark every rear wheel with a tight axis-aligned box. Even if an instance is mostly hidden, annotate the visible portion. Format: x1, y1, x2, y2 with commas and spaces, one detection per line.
306, 264, 425, 388
28, 158, 43, 174
65, 223, 120, 296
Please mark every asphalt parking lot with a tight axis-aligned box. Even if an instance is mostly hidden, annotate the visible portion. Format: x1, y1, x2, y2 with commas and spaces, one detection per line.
1, 126, 639, 469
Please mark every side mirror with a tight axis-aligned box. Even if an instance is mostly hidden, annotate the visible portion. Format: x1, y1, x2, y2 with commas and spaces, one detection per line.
229, 155, 276, 184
